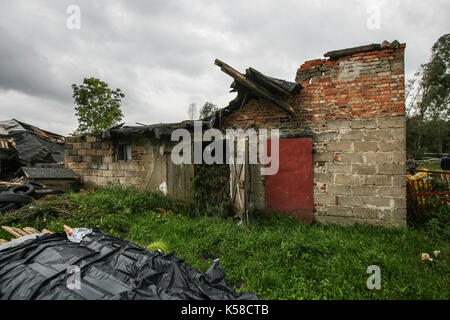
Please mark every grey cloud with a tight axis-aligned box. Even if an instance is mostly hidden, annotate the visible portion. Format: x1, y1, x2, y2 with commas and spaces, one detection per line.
0, 0, 449, 135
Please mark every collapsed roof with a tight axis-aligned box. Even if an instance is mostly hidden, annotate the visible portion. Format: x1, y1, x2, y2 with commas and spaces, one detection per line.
97, 120, 213, 140
209, 59, 303, 126
0, 119, 65, 165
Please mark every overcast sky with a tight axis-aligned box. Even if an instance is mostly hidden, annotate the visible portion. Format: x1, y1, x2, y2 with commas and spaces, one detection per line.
0, 0, 448, 135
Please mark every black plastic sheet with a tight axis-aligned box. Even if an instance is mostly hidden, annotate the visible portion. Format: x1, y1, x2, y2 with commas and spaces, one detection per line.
0, 228, 257, 300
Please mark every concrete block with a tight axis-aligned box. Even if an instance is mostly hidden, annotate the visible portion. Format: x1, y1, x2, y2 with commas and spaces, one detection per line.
328, 163, 352, 174
365, 175, 392, 186
352, 164, 376, 175
353, 141, 378, 152
340, 153, 363, 163
341, 131, 364, 141
327, 141, 352, 152
378, 117, 405, 129
334, 174, 361, 185
365, 129, 392, 141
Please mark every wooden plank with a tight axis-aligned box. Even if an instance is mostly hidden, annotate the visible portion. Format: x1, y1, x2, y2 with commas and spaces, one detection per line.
1, 226, 23, 238
0, 181, 22, 186
41, 229, 53, 234
11, 227, 28, 237
63, 225, 73, 233
0, 239, 7, 245
22, 227, 41, 235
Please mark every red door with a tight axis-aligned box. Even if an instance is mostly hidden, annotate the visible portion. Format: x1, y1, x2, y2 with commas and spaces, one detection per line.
265, 138, 314, 224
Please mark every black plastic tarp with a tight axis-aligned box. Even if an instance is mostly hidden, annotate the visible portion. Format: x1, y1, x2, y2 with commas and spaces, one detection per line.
0, 228, 257, 300
0, 119, 65, 165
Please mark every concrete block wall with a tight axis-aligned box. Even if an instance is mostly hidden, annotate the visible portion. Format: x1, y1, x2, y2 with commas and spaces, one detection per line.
65, 135, 168, 192
221, 43, 407, 227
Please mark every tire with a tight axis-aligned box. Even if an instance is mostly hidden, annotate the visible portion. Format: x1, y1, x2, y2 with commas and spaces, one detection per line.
9, 183, 35, 197
0, 193, 33, 204
0, 202, 18, 212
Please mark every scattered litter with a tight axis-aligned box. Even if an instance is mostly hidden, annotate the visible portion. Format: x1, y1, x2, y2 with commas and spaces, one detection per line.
421, 253, 430, 261
433, 250, 440, 258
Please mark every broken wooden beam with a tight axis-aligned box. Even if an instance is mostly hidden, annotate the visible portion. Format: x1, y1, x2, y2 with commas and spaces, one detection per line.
215, 59, 295, 116
0, 239, 7, 245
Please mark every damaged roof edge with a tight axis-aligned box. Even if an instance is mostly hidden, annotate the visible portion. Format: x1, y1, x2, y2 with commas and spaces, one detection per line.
324, 40, 404, 59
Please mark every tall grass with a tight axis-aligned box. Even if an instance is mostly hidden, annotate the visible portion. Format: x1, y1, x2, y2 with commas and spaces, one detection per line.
0, 186, 448, 299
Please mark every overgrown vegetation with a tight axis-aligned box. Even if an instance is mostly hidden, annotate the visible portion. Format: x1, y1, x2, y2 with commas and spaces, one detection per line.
188, 164, 233, 218
1, 186, 448, 299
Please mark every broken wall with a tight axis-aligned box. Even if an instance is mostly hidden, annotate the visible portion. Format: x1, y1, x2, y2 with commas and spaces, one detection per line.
221, 44, 407, 227
65, 135, 194, 201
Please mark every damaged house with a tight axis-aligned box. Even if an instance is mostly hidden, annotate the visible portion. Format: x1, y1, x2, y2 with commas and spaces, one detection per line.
65, 41, 407, 228
0, 119, 65, 165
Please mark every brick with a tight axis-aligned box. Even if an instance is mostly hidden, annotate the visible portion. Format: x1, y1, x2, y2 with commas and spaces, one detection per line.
378, 141, 404, 152
391, 151, 406, 163
341, 131, 364, 141
350, 119, 377, 129
327, 141, 352, 152
379, 187, 406, 198
365, 129, 392, 141
340, 153, 363, 163
327, 206, 353, 217
327, 120, 351, 130
364, 152, 391, 165
353, 141, 378, 152
313, 152, 334, 162
339, 196, 364, 207
314, 172, 333, 184
352, 164, 376, 175
328, 163, 352, 174
78, 149, 87, 156
314, 194, 335, 205
365, 175, 392, 186
365, 196, 393, 208
351, 186, 378, 196
335, 174, 361, 185
377, 163, 404, 175
327, 185, 351, 195
352, 207, 379, 219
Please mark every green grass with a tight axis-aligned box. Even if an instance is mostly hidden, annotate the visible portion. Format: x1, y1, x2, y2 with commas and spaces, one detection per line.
417, 159, 441, 171
1, 186, 449, 300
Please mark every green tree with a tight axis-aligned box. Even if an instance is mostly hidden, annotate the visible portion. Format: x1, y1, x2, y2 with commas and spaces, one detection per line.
72, 77, 125, 134
199, 102, 219, 119
406, 34, 450, 155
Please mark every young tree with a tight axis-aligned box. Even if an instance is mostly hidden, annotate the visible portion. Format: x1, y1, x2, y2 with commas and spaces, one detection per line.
199, 102, 219, 119
72, 77, 125, 134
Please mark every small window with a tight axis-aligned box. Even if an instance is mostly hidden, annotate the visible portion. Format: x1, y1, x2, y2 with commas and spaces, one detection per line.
117, 144, 132, 161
